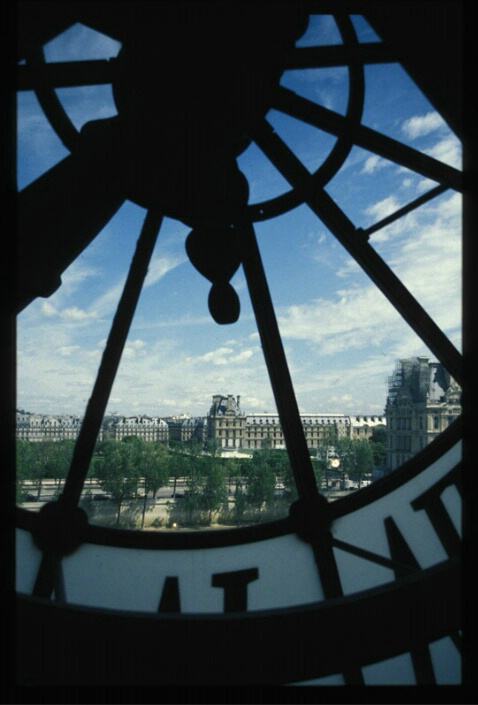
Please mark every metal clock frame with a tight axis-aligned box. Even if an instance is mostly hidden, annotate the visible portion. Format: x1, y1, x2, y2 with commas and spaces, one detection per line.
13, 1, 469, 688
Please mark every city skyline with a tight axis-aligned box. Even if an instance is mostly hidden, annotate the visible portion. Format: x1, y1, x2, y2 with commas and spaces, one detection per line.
16, 15, 462, 420
16, 400, 387, 420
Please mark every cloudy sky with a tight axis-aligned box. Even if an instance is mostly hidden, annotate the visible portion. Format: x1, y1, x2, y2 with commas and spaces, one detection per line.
17, 14, 462, 419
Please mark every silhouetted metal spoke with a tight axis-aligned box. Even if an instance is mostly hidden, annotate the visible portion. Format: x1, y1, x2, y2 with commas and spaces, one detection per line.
21, 47, 81, 152
60, 208, 163, 509
361, 184, 448, 238
239, 222, 318, 502
240, 220, 352, 637
283, 42, 397, 69
332, 538, 419, 574
251, 119, 462, 386
18, 58, 116, 91
272, 86, 462, 192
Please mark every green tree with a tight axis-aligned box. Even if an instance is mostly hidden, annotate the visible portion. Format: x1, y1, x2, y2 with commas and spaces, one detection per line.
315, 426, 336, 491
199, 459, 228, 524
130, 440, 170, 528
205, 437, 221, 457
370, 427, 387, 445
183, 436, 203, 456
95, 441, 140, 525
311, 458, 325, 490
179, 461, 206, 526
351, 440, 374, 487
246, 453, 277, 518
29, 441, 57, 500
370, 439, 387, 467
16, 441, 32, 503
369, 428, 387, 467
49, 439, 75, 492
167, 448, 189, 498
223, 457, 242, 493
232, 479, 248, 526
336, 438, 374, 489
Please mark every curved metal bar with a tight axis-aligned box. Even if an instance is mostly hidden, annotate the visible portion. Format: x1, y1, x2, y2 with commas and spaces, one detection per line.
272, 86, 462, 191
16, 557, 460, 685
18, 58, 116, 91
283, 42, 398, 69
248, 13, 366, 222
23, 46, 80, 153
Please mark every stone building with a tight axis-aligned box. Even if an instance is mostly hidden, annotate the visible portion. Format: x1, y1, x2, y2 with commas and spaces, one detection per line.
206, 394, 383, 451
350, 415, 387, 441
165, 416, 207, 445
102, 415, 169, 443
385, 356, 461, 471
243, 413, 353, 451
207, 395, 246, 450
16, 411, 84, 442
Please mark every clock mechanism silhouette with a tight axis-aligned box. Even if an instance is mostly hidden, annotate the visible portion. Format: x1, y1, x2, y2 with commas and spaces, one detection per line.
14, 1, 468, 687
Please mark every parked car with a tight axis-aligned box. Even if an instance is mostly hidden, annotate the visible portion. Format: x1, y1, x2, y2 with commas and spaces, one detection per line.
93, 494, 110, 501
25, 493, 38, 502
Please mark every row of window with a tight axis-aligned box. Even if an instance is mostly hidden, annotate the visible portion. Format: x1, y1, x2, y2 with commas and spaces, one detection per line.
389, 416, 443, 431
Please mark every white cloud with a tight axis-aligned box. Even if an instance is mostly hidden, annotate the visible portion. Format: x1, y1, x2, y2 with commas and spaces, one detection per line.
193, 347, 255, 366
17, 188, 461, 419
401, 111, 446, 139
425, 135, 462, 169
40, 301, 96, 321
57, 345, 81, 357
60, 262, 99, 292
122, 339, 147, 359
335, 258, 361, 279
61, 306, 97, 321
279, 193, 461, 358
144, 255, 186, 287
416, 177, 438, 193
364, 195, 402, 222
361, 155, 388, 175
41, 302, 57, 317
278, 286, 403, 357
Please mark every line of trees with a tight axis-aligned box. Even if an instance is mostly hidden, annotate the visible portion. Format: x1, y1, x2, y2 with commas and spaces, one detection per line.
16, 432, 385, 528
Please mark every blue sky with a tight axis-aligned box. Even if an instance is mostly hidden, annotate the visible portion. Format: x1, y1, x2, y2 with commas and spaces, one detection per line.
16, 15, 462, 419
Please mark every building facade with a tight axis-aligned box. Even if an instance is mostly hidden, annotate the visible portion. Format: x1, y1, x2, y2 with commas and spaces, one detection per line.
16, 400, 388, 452
350, 415, 387, 441
385, 356, 461, 472
207, 395, 246, 450
16, 412, 84, 442
206, 395, 386, 451
165, 415, 208, 445
102, 415, 169, 443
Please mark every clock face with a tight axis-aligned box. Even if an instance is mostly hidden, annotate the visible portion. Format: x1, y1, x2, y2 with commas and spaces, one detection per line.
15, 2, 465, 687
